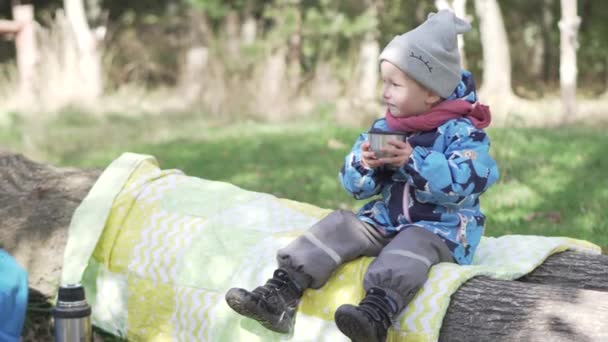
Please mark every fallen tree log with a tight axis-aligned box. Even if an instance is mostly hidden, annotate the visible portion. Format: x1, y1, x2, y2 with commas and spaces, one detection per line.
440, 277, 608, 341
1, 151, 607, 340
518, 250, 608, 292
0, 151, 101, 297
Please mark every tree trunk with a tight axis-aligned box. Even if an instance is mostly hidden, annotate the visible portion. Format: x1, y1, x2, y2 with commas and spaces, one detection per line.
12, 4, 37, 102
441, 277, 608, 341
258, 48, 287, 119
224, 10, 240, 57
518, 250, 608, 292
0, 151, 101, 297
453, 0, 468, 70
64, 0, 103, 101
179, 11, 211, 105
180, 46, 208, 103
530, 26, 544, 81
357, 32, 380, 102
605, 55, 608, 97
435, 0, 452, 11
559, 0, 580, 122
241, 16, 257, 46
2, 152, 607, 340
541, 0, 555, 84
435, 0, 469, 70
240, 0, 257, 46
287, 5, 303, 93
474, 0, 513, 98
0, 19, 22, 35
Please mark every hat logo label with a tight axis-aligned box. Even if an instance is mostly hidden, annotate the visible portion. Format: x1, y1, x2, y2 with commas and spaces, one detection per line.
409, 52, 433, 73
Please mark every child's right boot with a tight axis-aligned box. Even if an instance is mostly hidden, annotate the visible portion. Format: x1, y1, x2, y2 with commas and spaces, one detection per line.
225, 269, 303, 334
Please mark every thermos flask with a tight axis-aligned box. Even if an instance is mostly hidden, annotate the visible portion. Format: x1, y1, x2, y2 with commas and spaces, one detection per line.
52, 283, 92, 342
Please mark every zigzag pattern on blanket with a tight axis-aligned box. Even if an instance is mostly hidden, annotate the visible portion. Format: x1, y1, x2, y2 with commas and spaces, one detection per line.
71, 153, 601, 342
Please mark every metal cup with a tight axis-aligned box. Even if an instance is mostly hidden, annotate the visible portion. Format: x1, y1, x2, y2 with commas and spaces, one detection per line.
367, 131, 407, 158
53, 284, 92, 342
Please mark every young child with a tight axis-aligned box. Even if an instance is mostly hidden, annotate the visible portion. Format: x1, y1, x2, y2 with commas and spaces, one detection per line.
225, 10, 499, 342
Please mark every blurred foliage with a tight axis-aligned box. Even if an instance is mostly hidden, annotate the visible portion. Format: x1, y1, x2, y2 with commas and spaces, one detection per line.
187, 0, 244, 19
0, 0, 607, 93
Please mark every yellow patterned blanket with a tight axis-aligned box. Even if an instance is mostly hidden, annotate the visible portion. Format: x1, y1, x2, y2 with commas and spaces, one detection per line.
60, 153, 601, 341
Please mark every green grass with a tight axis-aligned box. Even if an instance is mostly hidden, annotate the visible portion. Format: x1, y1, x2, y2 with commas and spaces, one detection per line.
2, 110, 607, 251
486, 127, 607, 249
4, 109, 607, 341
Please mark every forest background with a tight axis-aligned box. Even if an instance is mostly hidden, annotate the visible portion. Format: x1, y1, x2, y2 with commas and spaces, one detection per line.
1, 1, 607, 339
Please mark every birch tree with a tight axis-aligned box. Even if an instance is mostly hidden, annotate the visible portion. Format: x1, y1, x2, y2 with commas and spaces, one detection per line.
474, 0, 513, 98
453, 0, 468, 69
357, 0, 380, 102
435, 0, 468, 69
11, 4, 37, 102
64, 0, 102, 101
559, 0, 580, 121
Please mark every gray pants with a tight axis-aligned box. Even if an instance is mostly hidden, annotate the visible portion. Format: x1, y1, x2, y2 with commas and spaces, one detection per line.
277, 210, 454, 312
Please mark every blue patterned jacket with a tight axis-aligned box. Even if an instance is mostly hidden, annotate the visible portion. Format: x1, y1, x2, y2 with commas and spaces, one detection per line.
339, 71, 499, 265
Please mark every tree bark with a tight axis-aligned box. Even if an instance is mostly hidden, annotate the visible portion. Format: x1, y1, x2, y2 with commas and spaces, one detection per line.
518, 250, 608, 292
440, 277, 608, 341
0, 151, 100, 297
2, 152, 607, 340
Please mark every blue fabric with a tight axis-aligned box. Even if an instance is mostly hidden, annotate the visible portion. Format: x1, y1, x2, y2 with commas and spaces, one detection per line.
446, 69, 478, 103
339, 71, 499, 265
0, 249, 28, 342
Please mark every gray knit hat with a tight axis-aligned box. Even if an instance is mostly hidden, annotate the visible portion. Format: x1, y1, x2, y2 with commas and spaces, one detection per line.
379, 10, 471, 98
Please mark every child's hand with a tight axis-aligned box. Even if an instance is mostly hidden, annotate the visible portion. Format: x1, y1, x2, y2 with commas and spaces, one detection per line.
378, 140, 413, 168
361, 141, 384, 169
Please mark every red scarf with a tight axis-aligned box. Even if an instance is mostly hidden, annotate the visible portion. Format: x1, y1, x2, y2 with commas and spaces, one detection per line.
385, 99, 492, 132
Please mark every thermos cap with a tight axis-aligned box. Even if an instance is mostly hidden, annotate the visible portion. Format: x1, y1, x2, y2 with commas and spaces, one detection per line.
57, 283, 86, 303
53, 283, 91, 318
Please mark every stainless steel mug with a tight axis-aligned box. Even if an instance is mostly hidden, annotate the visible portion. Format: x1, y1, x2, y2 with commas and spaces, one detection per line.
368, 131, 407, 158
52, 284, 92, 342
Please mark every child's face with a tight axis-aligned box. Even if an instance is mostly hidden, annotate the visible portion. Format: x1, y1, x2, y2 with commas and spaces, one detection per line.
380, 61, 439, 118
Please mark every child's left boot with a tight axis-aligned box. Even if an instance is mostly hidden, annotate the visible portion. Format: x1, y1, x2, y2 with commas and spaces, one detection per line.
334, 287, 396, 342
